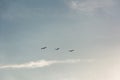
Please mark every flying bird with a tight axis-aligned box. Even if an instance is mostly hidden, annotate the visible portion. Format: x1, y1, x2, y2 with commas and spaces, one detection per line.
69, 50, 75, 52
55, 48, 60, 50
41, 47, 47, 50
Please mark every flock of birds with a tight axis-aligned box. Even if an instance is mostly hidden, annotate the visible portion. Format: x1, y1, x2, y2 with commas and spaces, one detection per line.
41, 47, 75, 52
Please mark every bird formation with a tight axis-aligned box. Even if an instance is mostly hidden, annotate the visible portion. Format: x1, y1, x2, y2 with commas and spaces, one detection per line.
41, 47, 75, 52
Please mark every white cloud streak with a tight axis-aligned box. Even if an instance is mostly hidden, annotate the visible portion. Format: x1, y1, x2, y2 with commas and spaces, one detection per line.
68, 0, 115, 14
0, 59, 93, 69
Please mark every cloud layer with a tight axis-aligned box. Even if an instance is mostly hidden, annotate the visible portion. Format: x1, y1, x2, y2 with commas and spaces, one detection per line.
68, 0, 115, 14
0, 59, 93, 69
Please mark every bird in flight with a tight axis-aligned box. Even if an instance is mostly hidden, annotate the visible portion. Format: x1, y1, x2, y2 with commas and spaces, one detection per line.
55, 48, 60, 50
69, 50, 75, 52
41, 47, 47, 49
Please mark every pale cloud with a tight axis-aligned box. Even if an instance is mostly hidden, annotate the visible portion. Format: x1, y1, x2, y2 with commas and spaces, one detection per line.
0, 59, 93, 69
68, 0, 115, 14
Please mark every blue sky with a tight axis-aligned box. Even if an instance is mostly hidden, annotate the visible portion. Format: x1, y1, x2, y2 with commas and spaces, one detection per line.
0, 0, 120, 80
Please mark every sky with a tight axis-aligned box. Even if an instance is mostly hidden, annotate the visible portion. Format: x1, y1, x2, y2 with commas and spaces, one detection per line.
0, 0, 120, 80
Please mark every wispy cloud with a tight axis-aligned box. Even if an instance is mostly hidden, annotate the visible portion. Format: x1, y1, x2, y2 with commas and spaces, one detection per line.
68, 0, 115, 14
0, 59, 93, 69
